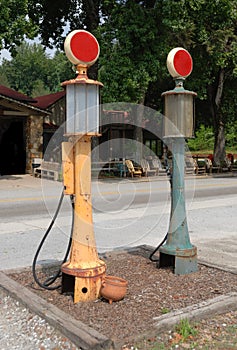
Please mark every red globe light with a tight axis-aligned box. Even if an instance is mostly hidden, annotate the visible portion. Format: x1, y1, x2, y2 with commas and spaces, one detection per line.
167, 48, 193, 78
64, 30, 100, 66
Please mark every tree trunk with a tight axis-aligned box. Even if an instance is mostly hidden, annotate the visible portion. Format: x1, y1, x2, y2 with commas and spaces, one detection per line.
207, 68, 226, 166
213, 121, 226, 166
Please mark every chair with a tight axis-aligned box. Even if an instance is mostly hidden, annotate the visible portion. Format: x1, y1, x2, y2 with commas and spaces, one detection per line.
125, 160, 142, 178
152, 158, 163, 175
116, 162, 126, 177
141, 159, 156, 177
205, 158, 213, 174
196, 158, 207, 175
185, 156, 196, 175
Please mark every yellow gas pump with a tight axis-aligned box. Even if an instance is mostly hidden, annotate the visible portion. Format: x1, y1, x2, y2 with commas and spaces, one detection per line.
60, 30, 106, 303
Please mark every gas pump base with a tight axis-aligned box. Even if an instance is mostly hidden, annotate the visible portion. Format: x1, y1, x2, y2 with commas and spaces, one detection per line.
61, 261, 106, 303
158, 246, 198, 275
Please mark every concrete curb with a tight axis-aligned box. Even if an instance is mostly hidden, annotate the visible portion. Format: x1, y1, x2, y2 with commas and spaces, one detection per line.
198, 258, 237, 275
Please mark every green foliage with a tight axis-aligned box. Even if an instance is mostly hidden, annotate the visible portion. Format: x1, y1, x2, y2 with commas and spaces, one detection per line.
0, 71, 10, 87
188, 121, 237, 152
226, 121, 237, 148
27, 0, 110, 49
98, 1, 163, 104
188, 125, 214, 151
46, 50, 74, 90
175, 318, 198, 341
0, 0, 38, 54
221, 77, 237, 123
31, 80, 51, 98
0, 0, 237, 164
161, 307, 170, 314
0, 43, 72, 96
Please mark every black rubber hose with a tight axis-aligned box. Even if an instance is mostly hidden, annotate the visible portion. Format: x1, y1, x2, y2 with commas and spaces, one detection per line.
149, 233, 168, 262
32, 190, 74, 290
149, 150, 171, 262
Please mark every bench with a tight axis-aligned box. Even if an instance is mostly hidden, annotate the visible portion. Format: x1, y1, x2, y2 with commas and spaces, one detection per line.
91, 161, 127, 177
34, 161, 61, 181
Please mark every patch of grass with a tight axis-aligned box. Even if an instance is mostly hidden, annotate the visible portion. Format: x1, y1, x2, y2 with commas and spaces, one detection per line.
175, 318, 198, 341
133, 336, 167, 350
149, 343, 166, 350
161, 307, 170, 314
226, 324, 237, 334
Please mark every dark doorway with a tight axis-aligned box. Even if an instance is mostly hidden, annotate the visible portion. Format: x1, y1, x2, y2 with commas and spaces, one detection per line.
0, 119, 26, 175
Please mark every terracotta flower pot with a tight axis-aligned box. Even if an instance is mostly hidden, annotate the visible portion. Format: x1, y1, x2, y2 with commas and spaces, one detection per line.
100, 275, 128, 304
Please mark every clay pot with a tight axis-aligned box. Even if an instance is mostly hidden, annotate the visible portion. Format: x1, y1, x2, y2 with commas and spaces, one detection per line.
100, 275, 128, 304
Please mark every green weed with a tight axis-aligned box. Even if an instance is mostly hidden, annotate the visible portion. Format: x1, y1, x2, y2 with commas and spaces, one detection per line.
161, 307, 170, 314
175, 318, 198, 341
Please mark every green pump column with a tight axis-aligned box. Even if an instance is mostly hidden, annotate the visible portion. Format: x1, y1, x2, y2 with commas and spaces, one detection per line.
158, 47, 198, 275
158, 137, 197, 274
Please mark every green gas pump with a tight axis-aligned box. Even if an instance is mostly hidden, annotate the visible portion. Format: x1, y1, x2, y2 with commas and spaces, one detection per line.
158, 48, 198, 275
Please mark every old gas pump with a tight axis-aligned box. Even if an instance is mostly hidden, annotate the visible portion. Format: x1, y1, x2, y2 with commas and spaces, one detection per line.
61, 30, 106, 303
158, 48, 198, 275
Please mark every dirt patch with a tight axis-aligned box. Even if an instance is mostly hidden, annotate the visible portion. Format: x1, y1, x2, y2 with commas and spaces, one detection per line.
8, 246, 237, 347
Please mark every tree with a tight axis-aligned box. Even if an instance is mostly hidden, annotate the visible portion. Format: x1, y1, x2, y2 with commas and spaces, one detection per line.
0, 0, 37, 54
0, 43, 72, 96
27, 0, 117, 80
98, 1, 166, 105
0, 71, 10, 87
1, 0, 237, 163
134, 0, 237, 165
192, 1, 237, 165
165, 0, 237, 166
46, 50, 74, 91
28, 0, 117, 48
97, 1, 165, 159
0, 43, 48, 95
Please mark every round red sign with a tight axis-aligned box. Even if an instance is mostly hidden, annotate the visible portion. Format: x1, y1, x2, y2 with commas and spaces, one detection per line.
64, 30, 100, 66
167, 48, 193, 78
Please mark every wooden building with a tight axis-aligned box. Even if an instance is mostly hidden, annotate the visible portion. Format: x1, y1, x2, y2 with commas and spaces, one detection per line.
0, 85, 162, 175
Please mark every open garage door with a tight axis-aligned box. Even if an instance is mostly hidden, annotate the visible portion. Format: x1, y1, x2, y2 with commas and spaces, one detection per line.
0, 118, 26, 175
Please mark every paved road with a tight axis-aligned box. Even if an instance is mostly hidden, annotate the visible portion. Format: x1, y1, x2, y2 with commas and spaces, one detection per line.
0, 174, 237, 272
1, 173, 237, 216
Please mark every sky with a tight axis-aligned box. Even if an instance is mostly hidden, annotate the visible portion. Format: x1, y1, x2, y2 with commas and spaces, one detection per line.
0, 37, 56, 64
0, 49, 11, 63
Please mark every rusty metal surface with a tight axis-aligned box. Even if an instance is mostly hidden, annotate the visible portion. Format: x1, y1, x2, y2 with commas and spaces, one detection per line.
61, 135, 107, 302
61, 259, 106, 302
174, 254, 198, 275
159, 245, 197, 258
62, 142, 74, 195
74, 273, 105, 303
158, 251, 198, 275
61, 73, 103, 88
61, 261, 106, 278
61, 64, 103, 88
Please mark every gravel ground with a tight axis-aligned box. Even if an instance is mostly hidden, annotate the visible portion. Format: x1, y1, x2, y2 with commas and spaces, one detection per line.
126, 310, 237, 349
7, 247, 237, 348
0, 287, 80, 350
1, 288, 237, 350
